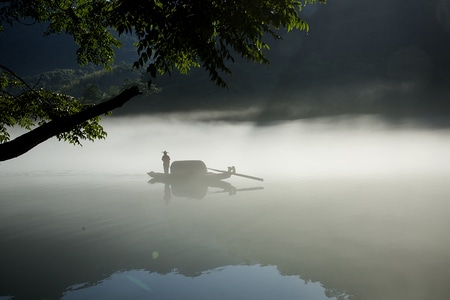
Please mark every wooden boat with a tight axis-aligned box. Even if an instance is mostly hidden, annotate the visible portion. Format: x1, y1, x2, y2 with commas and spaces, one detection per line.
147, 160, 233, 183
148, 171, 232, 182
147, 160, 263, 183
148, 160, 263, 199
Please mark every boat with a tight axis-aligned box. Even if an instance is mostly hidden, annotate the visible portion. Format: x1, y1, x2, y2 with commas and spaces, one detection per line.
147, 160, 263, 183
148, 170, 232, 182
147, 160, 235, 183
147, 160, 263, 199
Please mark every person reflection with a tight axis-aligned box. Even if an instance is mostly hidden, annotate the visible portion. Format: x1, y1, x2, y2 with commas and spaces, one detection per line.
162, 151, 170, 174
164, 183, 172, 204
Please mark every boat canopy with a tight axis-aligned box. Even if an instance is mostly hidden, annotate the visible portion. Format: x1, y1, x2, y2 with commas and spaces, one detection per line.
170, 160, 207, 175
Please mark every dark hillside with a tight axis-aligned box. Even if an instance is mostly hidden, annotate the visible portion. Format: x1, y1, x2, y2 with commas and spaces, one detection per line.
1, 0, 449, 119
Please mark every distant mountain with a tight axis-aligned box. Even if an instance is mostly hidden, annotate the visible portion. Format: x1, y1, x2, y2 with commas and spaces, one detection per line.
1, 0, 450, 120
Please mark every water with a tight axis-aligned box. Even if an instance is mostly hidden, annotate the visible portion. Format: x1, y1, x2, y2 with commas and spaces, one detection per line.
1, 115, 450, 300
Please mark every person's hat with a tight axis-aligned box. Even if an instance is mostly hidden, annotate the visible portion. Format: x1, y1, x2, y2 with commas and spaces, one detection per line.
162, 151, 169, 154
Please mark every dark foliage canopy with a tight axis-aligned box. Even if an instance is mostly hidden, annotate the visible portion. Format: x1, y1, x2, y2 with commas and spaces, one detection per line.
0, 0, 324, 161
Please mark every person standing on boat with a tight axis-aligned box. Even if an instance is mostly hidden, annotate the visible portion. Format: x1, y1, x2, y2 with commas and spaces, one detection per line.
162, 151, 170, 174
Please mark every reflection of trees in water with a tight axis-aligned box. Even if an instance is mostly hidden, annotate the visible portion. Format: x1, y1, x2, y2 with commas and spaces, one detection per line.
63, 266, 346, 299
325, 287, 352, 300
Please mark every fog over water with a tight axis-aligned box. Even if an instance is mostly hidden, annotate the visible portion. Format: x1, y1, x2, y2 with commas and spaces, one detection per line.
2, 113, 450, 300
2, 113, 450, 179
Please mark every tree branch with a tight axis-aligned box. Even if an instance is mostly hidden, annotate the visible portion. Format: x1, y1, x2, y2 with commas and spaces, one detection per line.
0, 86, 141, 161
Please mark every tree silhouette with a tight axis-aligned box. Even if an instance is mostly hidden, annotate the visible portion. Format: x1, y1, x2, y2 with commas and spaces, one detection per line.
0, 0, 325, 161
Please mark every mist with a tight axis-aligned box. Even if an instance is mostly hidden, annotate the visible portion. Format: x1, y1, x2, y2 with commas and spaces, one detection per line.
2, 114, 450, 180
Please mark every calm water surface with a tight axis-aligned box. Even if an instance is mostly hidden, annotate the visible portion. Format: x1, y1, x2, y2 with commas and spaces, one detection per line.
1, 116, 450, 299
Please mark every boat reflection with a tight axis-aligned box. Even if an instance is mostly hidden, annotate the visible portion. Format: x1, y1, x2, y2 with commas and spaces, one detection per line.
149, 177, 264, 200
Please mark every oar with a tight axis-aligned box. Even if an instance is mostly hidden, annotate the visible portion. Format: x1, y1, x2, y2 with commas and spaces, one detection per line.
235, 187, 264, 191
208, 168, 264, 181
